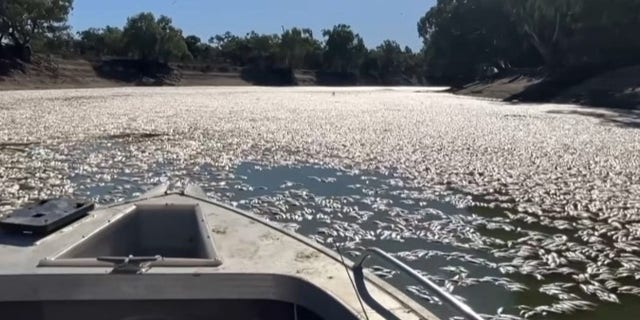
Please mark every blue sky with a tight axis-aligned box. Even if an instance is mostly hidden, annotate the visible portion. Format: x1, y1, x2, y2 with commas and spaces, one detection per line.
68, 0, 436, 51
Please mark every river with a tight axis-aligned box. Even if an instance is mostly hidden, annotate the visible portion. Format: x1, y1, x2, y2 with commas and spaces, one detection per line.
1, 87, 639, 319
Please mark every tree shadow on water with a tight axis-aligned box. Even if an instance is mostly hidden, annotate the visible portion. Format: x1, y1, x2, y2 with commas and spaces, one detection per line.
542, 65, 640, 129
547, 108, 640, 129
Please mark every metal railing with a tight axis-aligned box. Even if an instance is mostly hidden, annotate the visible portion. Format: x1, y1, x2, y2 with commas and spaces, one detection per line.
354, 247, 484, 320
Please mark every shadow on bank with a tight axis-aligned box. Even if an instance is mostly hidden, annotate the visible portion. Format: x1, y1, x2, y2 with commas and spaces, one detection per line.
94, 59, 365, 87
502, 65, 640, 129
93, 59, 180, 86
239, 58, 418, 87
0, 59, 26, 77
547, 108, 640, 129
239, 65, 296, 86
513, 65, 640, 129
453, 63, 640, 116
505, 65, 613, 104
239, 67, 364, 87
0, 45, 30, 77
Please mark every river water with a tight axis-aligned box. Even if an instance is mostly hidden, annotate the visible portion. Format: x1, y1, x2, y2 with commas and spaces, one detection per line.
1, 87, 639, 319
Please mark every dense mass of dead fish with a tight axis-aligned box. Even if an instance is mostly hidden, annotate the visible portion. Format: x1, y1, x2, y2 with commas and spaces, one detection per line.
1, 87, 640, 319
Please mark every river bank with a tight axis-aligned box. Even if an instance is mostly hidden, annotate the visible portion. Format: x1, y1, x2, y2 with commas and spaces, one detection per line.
453, 65, 640, 110
3, 56, 639, 113
0, 57, 252, 90
0, 56, 414, 91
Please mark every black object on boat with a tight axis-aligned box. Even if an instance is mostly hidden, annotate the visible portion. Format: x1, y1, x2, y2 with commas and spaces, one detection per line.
0, 199, 94, 235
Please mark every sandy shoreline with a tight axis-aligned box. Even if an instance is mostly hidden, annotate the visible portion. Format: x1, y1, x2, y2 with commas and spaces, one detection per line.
2, 57, 639, 112
452, 66, 640, 110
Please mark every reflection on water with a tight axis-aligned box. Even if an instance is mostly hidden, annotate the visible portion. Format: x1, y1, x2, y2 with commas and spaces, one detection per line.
67, 160, 640, 320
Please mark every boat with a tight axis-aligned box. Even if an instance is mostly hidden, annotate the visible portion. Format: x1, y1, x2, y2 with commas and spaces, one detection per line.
0, 184, 483, 320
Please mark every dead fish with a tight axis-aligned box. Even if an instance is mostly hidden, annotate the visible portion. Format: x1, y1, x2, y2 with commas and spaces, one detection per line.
368, 265, 397, 279
406, 286, 442, 305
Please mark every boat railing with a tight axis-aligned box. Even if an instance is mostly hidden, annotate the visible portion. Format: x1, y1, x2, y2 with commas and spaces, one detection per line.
353, 247, 484, 320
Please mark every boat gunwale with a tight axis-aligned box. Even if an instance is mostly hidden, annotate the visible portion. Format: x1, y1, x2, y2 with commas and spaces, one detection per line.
0, 273, 363, 320
0, 184, 439, 320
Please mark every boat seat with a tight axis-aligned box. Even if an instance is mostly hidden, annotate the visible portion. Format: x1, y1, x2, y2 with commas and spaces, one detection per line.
39, 204, 222, 268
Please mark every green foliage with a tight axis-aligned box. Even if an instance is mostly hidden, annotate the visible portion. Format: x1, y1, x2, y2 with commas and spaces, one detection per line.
244, 31, 280, 61
507, 0, 640, 68
121, 12, 190, 62
420, 0, 640, 84
322, 24, 366, 72
208, 29, 321, 68
184, 35, 206, 60
1, 1, 423, 83
121, 13, 158, 60
418, 0, 538, 84
360, 40, 422, 84
209, 31, 249, 65
209, 31, 280, 66
77, 26, 124, 56
3, 0, 639, 87
576, 0, 640, 66
375, 40, 404, 79
30, 29, 75, 57
0, 0, 73, 47
279, 27, 322, 69
505, 0, 574, 68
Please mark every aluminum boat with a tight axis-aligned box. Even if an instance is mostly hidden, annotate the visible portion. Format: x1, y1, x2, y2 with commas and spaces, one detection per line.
0, 184, 482, 320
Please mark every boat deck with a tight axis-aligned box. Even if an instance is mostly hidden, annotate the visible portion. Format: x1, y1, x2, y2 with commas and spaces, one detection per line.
0, 189, 438, 320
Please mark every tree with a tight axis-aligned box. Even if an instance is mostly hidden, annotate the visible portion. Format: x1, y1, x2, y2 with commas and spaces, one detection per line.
101, 26, 125, 56
209, 31, 250, 65
77, 28, 104, 55
121, 12, 190, 62
415, 0, 640, 86
184, 35, 207, 60
376, 40, 404, 80
122, 12, 159, 60
505, 0, 573, 69
359, 40, 421, 84
506, 0, 640, 69
572, 0, 640, 67
209, 31, 281, 66
0, 3, 7, 44
403, 47, 426, 84
32, 29, 75, 56
0, 0, 73, 60
418, 0, 539, 84
322, 24, 366, 72
280, 27, 321, 69
77, 26, 124, 57
244, 31, 280, 62
359, 49, 380, 81
156, 15, 191, 62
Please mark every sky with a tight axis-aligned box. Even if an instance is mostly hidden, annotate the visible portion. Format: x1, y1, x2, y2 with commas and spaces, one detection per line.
68, 0, 436, 51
